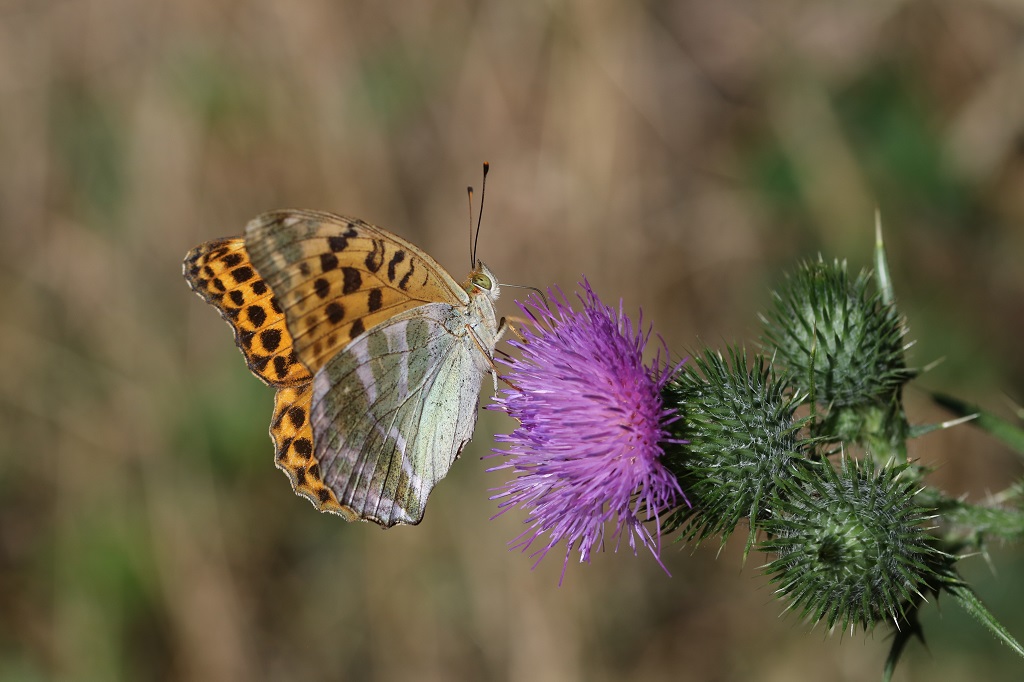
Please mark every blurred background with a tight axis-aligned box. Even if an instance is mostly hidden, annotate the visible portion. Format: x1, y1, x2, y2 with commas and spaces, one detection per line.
1, 1, 1023, 680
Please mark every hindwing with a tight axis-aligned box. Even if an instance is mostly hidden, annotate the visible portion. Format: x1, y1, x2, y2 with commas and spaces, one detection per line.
310, 303, 488, 527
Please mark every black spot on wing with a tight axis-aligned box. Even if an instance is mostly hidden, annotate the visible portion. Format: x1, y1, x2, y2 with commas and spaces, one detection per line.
231, 266, 254, 283
328, 226, 358, 252
398, 260, 414, 291
342, 267, 362, 294
368, 288, 383, 313
365, 240, 385, 273
326, 301, 345, 324
293, 438, 313, 459
260, 328, 282, 352
387, 250, 406, 283
287, 405, 306, 429
247, 305, 267, 327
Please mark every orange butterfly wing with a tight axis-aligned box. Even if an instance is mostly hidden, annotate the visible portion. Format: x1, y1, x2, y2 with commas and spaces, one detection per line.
183, 210, 473, 523
242, 209, 467, 374
183, 238, 311, 387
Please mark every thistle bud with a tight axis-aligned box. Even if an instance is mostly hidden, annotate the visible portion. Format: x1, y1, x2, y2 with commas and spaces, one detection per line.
662, 348, 812, 552
759, 457, 951, 632
761, 258, 915, 456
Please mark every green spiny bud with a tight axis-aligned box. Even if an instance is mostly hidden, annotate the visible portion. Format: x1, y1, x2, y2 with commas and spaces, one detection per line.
662, 347, 813, 552
759, 457, 950, 633
761, 257, 915, 454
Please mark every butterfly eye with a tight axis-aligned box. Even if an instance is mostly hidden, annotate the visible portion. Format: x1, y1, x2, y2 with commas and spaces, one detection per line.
472, 272, 493, 291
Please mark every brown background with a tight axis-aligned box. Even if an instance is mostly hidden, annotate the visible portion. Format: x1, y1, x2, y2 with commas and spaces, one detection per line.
2, 1, 1023, 680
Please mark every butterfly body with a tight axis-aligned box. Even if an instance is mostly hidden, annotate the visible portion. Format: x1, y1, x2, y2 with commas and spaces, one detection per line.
183, 210, 501, 526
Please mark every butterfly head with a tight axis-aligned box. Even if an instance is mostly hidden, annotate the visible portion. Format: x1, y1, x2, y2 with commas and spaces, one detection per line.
464, 261, 500, 303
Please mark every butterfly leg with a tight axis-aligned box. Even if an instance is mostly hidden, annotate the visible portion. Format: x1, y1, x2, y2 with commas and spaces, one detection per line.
499, 315, 530, 342
491, 317, 528, 387
465, 323, 516, 393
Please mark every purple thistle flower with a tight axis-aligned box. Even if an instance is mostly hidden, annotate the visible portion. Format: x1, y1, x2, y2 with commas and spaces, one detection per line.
488, 279, 685, 582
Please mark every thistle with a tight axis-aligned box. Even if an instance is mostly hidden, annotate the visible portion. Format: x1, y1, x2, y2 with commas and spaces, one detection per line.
486, 229, 1024, 678
488, 280, 683, 581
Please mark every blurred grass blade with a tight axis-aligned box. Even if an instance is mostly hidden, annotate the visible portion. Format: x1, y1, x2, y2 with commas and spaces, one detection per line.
931, 391, 1024, 457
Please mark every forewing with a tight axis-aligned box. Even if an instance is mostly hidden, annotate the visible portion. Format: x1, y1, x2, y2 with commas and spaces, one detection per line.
309, 303, 487, 526
270, 384, 357, 520
243, 210, 468, 374
183, 238, 311, 387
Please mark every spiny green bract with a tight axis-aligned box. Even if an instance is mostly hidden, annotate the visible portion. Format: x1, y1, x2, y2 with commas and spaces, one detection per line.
661, 347, 814, 552
758, 457, 952, 633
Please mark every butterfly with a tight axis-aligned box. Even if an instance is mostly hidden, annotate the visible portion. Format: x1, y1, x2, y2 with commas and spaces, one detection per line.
182, 208, 502, 527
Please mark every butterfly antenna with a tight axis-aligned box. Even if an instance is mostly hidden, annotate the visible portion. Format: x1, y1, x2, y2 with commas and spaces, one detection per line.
472, 161, 490, 266
466, 183, 475, 269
